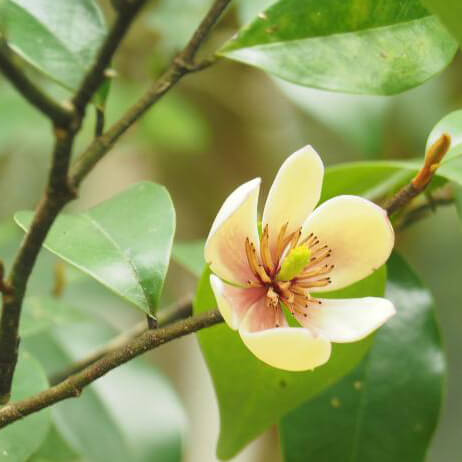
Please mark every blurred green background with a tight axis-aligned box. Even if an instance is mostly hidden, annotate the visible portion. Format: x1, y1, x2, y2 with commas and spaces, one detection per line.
1, 1, 461, 460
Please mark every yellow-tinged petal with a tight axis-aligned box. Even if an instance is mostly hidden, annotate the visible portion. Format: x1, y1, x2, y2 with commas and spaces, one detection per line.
262, 146, 324, 259
297, 297, 396, 343
210, 275, 266, 330
301, 195, 394, 292
239, 307, 331, 371
205, 178, 261, 286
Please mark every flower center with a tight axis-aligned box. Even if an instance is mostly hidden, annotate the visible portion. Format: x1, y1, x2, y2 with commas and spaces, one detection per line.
244, 223, 334, 325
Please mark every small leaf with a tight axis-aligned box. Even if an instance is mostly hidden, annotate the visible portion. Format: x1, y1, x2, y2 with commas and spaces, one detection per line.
220, 0, 457, 95
2, 0, 106, 90
172, 240, 205, 277
0, 352, 50, 462
25, 322, 187, 462
194, 266, 386, 459
15, 182, 176, 315
280, 253, 445, 462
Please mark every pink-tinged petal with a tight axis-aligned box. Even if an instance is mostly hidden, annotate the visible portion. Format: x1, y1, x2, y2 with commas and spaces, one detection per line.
262, 146, 324, 259
302, 195, 394, 291
205, 178, 261, 286
297, 297, 396, 343
210, 275, 266, 330
240, 295, 288, 332
239, 303, 331, 371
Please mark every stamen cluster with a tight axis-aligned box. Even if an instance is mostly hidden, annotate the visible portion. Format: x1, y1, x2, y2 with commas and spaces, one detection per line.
245, 223, 334, 326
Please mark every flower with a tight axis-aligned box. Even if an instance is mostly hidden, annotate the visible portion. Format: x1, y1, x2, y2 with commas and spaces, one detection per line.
205, 146, 395, 371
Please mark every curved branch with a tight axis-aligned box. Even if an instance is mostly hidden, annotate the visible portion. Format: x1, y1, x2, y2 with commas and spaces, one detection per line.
0, 309, 223, 428
0, 41, 74, 126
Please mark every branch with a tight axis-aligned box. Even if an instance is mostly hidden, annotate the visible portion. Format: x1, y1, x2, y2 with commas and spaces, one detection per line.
0, 40, 74, 127
0, 309, 223, 428
385, 133, 451, 216
0, 0, 156, 403
50, 296, 193, 384
70, 0, 233, 187
72, 0, 148, 114
0, 0, 231, 404
0, 131, 76, 403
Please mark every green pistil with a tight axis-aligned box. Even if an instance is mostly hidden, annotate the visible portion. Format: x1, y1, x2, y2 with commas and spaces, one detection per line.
276, 245, 311, 281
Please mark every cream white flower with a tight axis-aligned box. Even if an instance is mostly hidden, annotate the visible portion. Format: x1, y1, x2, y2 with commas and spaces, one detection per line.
205, 146, 395, 371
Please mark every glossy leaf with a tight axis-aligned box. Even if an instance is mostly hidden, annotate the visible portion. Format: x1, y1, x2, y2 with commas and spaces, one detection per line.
235, 0, 277, 24
0, 352, 50, 462
15, 182, 176, 315
25, 323, 187, 462
1, 0, 106, 90
194, 266, 386, 459
280, 253, 445, 462
172, 240, 205, 277
220, 0, 457, 95
421, 0, 462, 46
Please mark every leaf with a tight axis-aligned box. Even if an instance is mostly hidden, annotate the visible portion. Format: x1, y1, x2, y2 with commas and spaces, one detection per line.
421, 0, 462, 46
194, 266, 386, 459
235, 0, 277, 24
280, 253, 445, 462
0, 352, 50, 462
172, 240, 205, 277
25, 322, 187, 462
220, 0, 457, 95
20, 296, 86, 338
1, 0, 106, 90
15, 182, 176, 315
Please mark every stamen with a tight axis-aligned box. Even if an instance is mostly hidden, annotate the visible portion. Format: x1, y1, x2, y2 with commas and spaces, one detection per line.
266, 286, 279, 309
245, 238, 260, 279
297, 264, 334, 280
297, 277, 331, 288
251, 242, 272, 284
275, 222, 289, 263
287, 227, 302, 252
260, 224, 275, 275
310, 249, 332, 265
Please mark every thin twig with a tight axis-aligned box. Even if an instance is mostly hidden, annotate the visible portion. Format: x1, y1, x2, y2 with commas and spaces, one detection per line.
50, 296, 193, 385
0, 309, 223, 428
72, 0, 148, 114
70, 0, 233, 187
0, 40, 74, 127
385, 133, 451, 216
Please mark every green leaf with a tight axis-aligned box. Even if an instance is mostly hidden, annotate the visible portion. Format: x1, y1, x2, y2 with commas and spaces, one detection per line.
280, 253, 445, 462
421, 0, 462, 46
0, 352, 50, 462
25, 323, 187, 462
220, 0, 457, 95
15, 182, 176, 315
1, 0, 106, 90
235, 0, 277, 24
194, 266, 386, 459
20, 296, 86, 338
172, 239, 205, 277
28, 426, 81, 462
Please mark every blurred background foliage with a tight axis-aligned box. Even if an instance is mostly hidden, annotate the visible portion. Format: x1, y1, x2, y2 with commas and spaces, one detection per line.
1, 0, 462, 460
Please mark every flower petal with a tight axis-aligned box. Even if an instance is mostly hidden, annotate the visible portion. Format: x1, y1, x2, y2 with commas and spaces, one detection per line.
210, 275, 266, 329
239, 303, 331, 371
302, 195, 394, 291
297, 297, 396, 343
205, 178, 261, 286
262, 146, 324, 259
